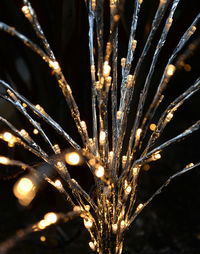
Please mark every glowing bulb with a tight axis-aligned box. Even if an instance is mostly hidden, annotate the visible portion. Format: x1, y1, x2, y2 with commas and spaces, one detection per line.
109, 151, 114, 163
99, 131, 106, 144
95, 165, 104, 178
40, 236, 46, 242
127, 75, 134, 88
117, 110, 122, 120
132, 167, 138, 175
132, 40, 137, 50
49, 60, 60, 71
120, 220, 126, 229
122, 155, 127, 168
91, 0, 96, 11
166, 112, 173, 122
152, 152, 161, 160
80, 121, 86, 130
125, 185, 132, 195
137, 203, 143, 211
186, 163, 194, 168
0, 156, 9, 165
22, 103, 27, 108
14, 178, 34, 196
136, 128, 142, 138
21, 6, 30, 15
54, 179, 62, 188
73, 206, 81, 212
89, 241, 96, 251
84, 219, 93, 229
149, 123, 156, 131
166, 64, 176, 76
65, 152, 81, 165
56, 161, 65, 172
33, 129, 39, 135
85, 205, 90, 211
53, 144, 60, 154
3, 132, 13, 142
121, 58, 126, 67
13, 177, 36, 206
38, 220, 49, 230
103, 61, 111, 77
44, 212, 57, 224
112, 224, 118, 233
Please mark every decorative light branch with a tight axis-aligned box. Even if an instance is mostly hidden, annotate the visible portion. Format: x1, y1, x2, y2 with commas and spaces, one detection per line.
0, 0, 199, 253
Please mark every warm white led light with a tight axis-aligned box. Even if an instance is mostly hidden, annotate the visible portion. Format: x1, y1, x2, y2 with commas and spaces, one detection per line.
84, 219, 93, 229
54, 179, 62, 188
166, 64, 176, 76
44, 212, 57, 224
0, 156, 9, 165
136, 128, 142, 138
49, 60, 60, 71
125, 185, 132, 195
95, 165, 104, 178
112, 224, 118, 233
103, 61, 111, 77
65, 152, 81, 166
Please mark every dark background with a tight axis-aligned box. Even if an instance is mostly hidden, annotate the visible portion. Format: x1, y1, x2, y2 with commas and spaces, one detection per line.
0, 0, 200, 253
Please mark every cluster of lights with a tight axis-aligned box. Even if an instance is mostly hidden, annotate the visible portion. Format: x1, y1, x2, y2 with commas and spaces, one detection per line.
1, 132, 16, 147
37, 212, 58, 230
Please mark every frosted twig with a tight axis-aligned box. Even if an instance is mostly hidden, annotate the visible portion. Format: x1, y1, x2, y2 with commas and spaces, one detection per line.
0, 93, 55, 153
22, 0, 55, 60
88, 0, 98, 155
129, 161, 200, 225
0, 80, 80, 150
127, 0, 180, 162
136, 120, 200, 166
140, 14, 200, 138
144, 77, 200, 153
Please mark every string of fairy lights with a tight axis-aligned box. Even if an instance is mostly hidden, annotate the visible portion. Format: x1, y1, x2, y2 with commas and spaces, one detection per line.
0, 0, 200, 253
